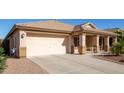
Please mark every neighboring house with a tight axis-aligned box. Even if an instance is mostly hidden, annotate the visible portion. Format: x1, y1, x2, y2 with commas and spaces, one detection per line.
105, 28, 123, 32
2, 20, 117, 58
105, 28, 124, 42
105, 28, 124, 34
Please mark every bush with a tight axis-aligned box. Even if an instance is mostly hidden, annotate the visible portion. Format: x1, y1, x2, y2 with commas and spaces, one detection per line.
111, 43, 124, 56
0, 47, 7, 73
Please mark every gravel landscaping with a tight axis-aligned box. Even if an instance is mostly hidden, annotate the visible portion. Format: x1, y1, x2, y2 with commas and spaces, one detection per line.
95, 55, 124, 65
2, 58, 48, 74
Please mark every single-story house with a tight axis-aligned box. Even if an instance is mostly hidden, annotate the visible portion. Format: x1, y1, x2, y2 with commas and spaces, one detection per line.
2, 20, 117, 58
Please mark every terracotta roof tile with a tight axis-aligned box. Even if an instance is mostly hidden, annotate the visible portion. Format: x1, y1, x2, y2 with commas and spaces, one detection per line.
14, 20, 117, 36
16, 20, 74, 31
82, 26, 116, 35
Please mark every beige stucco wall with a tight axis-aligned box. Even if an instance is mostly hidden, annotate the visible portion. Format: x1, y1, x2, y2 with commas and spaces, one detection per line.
85, 35, 100, 52
9, 30, 20, 57
26, 33, 69, 57
8, 30, 27, 57
19, 31, 27, 47
13, 30, 70, 57
86, 36, 93, 51
18, 30, 27, 57
91, 35, 99, 46
9, 28, 115, 57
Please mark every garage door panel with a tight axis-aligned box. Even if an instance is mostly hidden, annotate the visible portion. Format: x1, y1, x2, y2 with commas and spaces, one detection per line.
27, 36, 67, 57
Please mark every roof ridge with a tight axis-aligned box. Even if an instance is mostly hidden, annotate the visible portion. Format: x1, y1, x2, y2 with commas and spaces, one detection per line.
54, 20, 74, 27
16, 20, 74, 31
16, 20, 74, 27
79, 22, 91, 26
16, 20, 50, 25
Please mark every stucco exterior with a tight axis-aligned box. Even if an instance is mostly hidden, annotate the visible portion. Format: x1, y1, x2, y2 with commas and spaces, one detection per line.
2, 20, 117, 58
9, 30, 20, 57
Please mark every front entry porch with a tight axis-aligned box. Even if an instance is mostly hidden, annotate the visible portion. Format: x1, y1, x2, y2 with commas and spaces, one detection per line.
69, 33, 117, 54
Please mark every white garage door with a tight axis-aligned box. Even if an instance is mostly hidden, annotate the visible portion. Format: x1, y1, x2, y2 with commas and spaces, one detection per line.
26, 36, 67, 57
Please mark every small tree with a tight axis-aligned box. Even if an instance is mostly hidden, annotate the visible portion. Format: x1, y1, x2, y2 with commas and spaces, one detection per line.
111, 43, 123, 55
0, 47, 7, 73
111, 29, 124, 56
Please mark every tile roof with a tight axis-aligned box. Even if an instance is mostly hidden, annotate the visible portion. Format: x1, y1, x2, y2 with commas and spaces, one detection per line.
82, 26, 116, 35
16, 20, 74, 31
5, 20, 116, 38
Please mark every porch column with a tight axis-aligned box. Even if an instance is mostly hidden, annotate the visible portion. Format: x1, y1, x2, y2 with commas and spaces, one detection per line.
104, 36, 110, 51
114, 36, 117, 44
68, 35, 73, 54
79, 33, 86, 54
101, 37, 104, 50
94, 35, 100, 52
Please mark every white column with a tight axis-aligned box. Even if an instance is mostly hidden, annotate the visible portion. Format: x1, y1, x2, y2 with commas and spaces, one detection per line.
104, 36, 110, 51
107, 36, 110, 49
68, 35, 72, 54
79, 33, 86, 47
114, 36, 117, 43
96, 35, 100, 52
93, 35, 100, 52
79, 33, 86, 54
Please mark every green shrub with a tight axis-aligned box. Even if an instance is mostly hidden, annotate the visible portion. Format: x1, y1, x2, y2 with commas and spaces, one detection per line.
0, 47, 7, 73
111, 42, 124, 56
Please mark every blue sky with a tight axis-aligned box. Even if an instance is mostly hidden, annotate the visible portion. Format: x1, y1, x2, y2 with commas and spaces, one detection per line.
0, 19, 124, 39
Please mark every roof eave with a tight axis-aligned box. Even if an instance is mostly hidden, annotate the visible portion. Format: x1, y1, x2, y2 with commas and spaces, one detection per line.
16, 25, 72, 34
3, 24, 72, 44
83, 29, 117, 36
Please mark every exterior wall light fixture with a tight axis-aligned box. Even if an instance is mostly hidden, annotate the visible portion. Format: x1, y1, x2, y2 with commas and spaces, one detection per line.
21, 33, 25, 39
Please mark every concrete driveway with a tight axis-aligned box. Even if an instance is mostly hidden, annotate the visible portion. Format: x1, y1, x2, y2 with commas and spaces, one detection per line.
29, 54, 124, 74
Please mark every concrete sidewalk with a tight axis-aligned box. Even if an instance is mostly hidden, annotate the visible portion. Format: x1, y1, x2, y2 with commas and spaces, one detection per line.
29, 54, 124, 74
